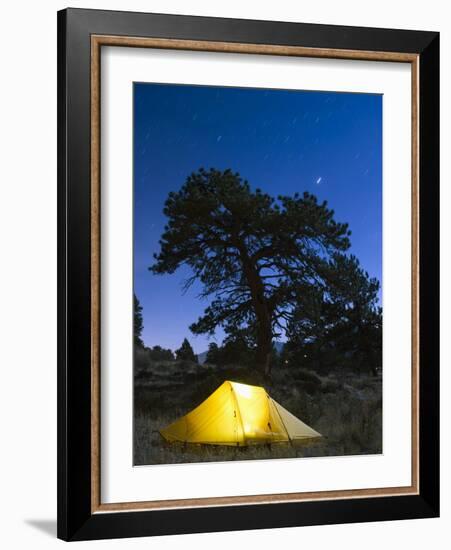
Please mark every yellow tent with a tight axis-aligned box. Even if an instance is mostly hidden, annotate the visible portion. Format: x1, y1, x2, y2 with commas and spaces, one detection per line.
160, 380, 321, 446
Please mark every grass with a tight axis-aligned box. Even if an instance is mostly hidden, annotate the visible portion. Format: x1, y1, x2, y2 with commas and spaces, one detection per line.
134, 359, 382, 465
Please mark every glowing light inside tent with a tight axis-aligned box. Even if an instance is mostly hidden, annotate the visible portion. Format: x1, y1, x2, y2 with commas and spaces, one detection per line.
231, 382, 253, 398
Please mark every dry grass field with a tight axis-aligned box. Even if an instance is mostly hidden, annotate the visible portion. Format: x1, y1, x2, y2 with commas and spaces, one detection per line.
133, 353, 382, 465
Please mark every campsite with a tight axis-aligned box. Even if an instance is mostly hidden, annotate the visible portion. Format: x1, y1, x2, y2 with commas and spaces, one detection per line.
133, 84, 383, 466
134, 348, 382, 465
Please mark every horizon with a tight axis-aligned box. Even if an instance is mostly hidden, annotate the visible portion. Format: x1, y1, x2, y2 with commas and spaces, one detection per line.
134, 83, 382, 354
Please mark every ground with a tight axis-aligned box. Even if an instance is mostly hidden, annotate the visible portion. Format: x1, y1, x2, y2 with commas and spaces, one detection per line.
134, 357, 382, 465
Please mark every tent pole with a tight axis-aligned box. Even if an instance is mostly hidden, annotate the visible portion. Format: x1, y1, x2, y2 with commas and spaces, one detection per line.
270, 396, 295, 453
229, 382, 246, 446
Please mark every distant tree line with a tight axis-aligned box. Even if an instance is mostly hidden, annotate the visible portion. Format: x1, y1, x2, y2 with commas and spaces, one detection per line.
135, 287, 380, 375
134, 295, 198, 366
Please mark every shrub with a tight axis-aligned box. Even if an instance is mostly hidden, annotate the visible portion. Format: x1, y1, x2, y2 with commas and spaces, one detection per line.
292, 369, 322, 386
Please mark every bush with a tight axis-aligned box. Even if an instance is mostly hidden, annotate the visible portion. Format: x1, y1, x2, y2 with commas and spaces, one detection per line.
292, 369, 322, 387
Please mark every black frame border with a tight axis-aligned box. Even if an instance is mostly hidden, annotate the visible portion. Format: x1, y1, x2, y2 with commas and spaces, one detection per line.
57, 8, 439, 541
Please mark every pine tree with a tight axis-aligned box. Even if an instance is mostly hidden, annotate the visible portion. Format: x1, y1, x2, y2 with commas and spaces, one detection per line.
134, 294, 144, 348
205, 342, 219, 364
151, 168, 380, 374
175, 338, 197, 363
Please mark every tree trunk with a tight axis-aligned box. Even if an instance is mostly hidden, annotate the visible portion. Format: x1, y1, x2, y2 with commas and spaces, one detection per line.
255, 316, 273, 375
237, 250, 273, 375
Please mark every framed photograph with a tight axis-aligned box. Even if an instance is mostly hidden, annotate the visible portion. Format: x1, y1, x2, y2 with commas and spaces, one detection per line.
57, 8, 439, 541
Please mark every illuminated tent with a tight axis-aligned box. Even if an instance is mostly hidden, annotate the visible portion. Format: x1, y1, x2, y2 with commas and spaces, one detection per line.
160, 380, 321, 446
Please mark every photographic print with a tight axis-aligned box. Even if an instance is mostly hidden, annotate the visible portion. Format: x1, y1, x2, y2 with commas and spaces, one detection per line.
133, 82, 382, 466
58, 12, 439, 539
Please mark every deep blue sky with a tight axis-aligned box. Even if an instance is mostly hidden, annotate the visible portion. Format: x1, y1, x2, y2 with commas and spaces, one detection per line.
134, 83, 382, 354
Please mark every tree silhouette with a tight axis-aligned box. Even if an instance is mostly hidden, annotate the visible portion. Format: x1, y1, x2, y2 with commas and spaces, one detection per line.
175, 338, 197, 363
148, 345, 175, 362
134, 294, 144, 348
205, 337, 253, 367
205, 342, 220, 365
151, 168, 379, 374
285, 254, 381, 373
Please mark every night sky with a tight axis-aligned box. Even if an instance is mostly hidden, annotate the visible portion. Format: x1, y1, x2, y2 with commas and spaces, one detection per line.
134, 83, 382, 354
